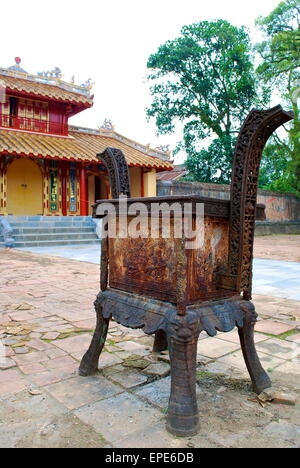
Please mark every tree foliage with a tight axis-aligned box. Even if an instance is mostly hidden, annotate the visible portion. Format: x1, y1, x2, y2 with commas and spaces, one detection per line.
256, 0, 300, 80
259, 138, 298, 192
256, 0, 300, 193
146, 20, 262, 183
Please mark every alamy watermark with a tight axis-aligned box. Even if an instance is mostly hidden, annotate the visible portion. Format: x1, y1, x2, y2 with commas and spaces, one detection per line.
96, 198, 205, 250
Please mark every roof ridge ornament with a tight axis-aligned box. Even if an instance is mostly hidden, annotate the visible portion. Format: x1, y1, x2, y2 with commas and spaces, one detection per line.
0, 58, 93, 99
155, 144, 171, 155
99, 119, 115, 135
7, 57, 28, 74
37, 67, 62, 79
80, 78, 94, 91
100, 118, 115, 130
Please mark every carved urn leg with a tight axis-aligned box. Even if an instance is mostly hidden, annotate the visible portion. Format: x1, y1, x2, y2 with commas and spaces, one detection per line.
79, 295, 109, 377
153, 329, 168, 353
238, 302, 271, 394
165, 313, 200, 437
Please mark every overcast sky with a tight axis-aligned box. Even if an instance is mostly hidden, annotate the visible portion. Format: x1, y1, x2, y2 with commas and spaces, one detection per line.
1, 0, 280, 163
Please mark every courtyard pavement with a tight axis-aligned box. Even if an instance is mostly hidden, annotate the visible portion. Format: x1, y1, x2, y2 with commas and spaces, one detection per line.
17, 243, 102, 264
16, 243, 300, 301
0, 240, 299, 448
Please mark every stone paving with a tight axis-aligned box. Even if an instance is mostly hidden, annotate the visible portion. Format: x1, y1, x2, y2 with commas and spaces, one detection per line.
17, 243, 101, 264
0, 247, 299, 448
17, 236, 300, 301
253, 234, 300, 263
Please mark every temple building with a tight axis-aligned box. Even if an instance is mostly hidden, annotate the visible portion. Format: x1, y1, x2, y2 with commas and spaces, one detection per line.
0, 58, 173, 217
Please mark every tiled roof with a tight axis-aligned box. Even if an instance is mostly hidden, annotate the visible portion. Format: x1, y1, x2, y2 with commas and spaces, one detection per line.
0, 75, 93, 106
0, 127, 174, 170
157, 167, 187, 180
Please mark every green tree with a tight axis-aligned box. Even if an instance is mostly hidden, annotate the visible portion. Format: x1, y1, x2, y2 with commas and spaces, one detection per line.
259, 138, 298, 192
256, 0, 300, 193
146, 20, 263, 183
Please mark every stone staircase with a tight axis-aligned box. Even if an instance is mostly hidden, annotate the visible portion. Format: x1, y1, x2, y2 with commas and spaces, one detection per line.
0, 216, 100, 248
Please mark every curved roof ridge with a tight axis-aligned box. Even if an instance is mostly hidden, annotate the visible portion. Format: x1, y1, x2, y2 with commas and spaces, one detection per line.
69, 124, 172, 162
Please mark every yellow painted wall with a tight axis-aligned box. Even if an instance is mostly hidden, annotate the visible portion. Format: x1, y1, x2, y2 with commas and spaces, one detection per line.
144, 169, 157, 197
6, 158, 43, 215
129, 167, 142, 197
0, 158, 5, 215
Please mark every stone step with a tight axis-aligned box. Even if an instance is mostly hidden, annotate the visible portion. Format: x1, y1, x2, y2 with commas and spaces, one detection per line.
12, 232, 98, 241
1, 238, 100, 248
10, 227, 95, 234
1, 216, 100, 247
9, 222, 94, 229
6, 216, 93, 223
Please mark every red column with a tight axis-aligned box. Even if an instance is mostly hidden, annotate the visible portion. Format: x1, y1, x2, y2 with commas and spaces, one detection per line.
80, 165, 88, 216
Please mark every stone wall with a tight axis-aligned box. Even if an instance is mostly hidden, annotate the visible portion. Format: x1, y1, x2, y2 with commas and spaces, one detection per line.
157, 180, 300, 233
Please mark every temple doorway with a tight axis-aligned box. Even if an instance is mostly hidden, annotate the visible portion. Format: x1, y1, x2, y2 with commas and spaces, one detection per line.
7, 158, 43, 215
87, 174, 109, 215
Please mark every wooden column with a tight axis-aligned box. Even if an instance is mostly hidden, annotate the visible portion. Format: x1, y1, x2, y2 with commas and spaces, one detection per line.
141, 168, 145, 197
80, 164, 88, 216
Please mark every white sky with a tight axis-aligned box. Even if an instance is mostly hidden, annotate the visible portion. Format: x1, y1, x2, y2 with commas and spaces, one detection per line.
1, 0, 280, 163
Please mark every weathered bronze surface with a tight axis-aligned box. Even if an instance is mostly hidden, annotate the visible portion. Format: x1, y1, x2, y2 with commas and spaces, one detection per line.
80, 106, 293, 437
107, 215, 232, 303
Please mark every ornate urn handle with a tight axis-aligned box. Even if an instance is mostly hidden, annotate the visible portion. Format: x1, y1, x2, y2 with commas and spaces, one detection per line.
97, 147, 131, 198
96, 147, 131, 291
227, 105, 293, 299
